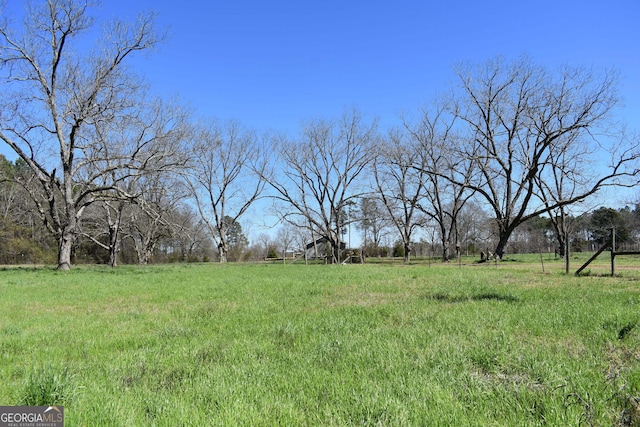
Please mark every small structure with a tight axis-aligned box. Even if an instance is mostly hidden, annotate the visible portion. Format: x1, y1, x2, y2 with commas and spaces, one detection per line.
305, 237, 346, 251
305, 237, 346, 263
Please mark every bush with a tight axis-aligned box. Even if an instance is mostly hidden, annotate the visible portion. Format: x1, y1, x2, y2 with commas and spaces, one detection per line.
393, 242, 405, 258
266, 246, 278, 259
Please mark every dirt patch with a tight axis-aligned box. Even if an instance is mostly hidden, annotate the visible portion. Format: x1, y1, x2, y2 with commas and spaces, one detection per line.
471, 370, 545, 392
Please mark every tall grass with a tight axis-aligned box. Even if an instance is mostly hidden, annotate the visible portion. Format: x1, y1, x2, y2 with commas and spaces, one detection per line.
0, 261, 638, 425
18, 367, 71, 406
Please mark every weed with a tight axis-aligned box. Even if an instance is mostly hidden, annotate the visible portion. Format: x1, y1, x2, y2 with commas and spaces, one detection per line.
274, 322, 298, 350
562, 385, 596, 427
473, 292, 519, 303
18, 367, 71, 406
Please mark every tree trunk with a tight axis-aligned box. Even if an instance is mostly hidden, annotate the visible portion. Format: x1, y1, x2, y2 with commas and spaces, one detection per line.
57, 232, 73, 270
108, 222, 120, 268
108, 232, 119, 267
109, 246, 118, 267
331, 241, 340, 264
133, 235, 155, 265
143, 247, 153, 265
555, 234, 566, 258
494, 234, 509, 260
442, 240, 450, 262
312, 230, 319, 260
547, 209, 571, 273
403, 242, 411, 263
107, 204, 124, 268
218, 243, 228, 263
564, 233, 570, 274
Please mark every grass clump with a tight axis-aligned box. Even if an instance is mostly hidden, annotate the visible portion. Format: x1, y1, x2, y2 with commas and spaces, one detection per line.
18, 367, 71, 406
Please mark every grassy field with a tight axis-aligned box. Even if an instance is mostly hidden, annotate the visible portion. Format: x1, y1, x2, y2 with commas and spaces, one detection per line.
0, 255, 639, 426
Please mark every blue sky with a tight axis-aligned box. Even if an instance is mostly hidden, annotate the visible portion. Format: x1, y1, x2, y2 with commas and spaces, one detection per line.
120, 0, 640, 130
2, 0, 639, 138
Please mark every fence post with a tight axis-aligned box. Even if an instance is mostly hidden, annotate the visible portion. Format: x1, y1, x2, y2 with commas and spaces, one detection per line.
611, 228, 616, 276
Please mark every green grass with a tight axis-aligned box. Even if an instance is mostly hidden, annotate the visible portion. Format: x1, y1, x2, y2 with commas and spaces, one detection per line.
0, 260, 639, 425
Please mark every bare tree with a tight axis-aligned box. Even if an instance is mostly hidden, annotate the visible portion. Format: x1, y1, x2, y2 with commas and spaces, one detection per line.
404, 106, 476, 262
79, 200, 129, 267
165, 205, 213, 262
125, 177, 186, 265
373, 128, 428, 262
354, 196, 391, 258
447, 56, 637, 259
0, 0, 166, 269
456, 201, 493, 256
77, 99, 190, 267
0, 156, 18, 223
267, 108, 377, 264
275, 226, 296, 263
184, 119, 267, 263
255, 233, 276, 258
291, 219, 314, 262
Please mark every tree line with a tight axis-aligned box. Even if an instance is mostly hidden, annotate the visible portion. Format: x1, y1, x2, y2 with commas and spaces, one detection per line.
1, 1, 639, 269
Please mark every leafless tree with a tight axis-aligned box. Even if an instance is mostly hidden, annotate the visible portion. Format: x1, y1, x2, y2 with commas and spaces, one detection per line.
184, 119, 267, 263
275, 226, 296, 263
447, 56, 638, 259
165, 205, 212, 261
354, 196, 392, 258
0, 0, 167, 269
77, 99, 190, 267
0, 156, 28, 225
251, 232, 275, 260
373, 128, 428, 262
124, 177, 186, 265
404, 106, 476, 261
79, 200, 129, 267
456, 201, 493, 256
267, 108, 377, 263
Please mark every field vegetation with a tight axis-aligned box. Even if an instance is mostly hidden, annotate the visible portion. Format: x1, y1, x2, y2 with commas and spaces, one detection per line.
0, 256, 639, 425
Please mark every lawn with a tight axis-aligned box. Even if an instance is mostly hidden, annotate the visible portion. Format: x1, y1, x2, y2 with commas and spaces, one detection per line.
0, 257, 639, 426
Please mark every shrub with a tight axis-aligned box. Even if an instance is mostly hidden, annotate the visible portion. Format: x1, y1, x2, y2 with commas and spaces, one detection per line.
266, 246, 278, 259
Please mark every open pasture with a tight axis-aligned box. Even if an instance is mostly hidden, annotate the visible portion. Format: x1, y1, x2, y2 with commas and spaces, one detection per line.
0, 257, 639, 425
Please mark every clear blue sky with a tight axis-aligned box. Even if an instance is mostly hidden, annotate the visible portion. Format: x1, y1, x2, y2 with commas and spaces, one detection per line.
2, 0, 639, 139
120, 0, 640, 131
